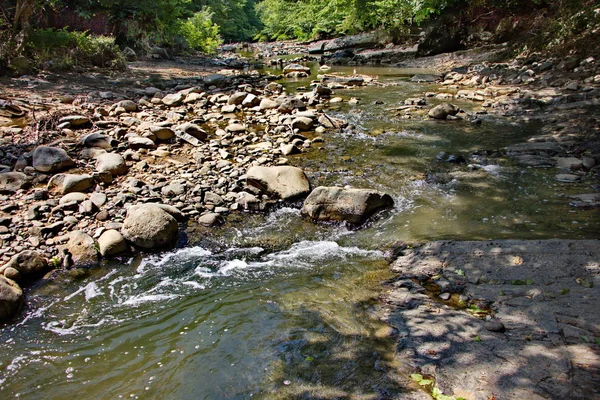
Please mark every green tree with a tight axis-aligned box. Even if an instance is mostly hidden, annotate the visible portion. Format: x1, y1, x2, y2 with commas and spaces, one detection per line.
180, 7, 222, 53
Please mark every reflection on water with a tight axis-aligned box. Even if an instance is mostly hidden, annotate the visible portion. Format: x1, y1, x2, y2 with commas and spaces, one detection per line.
1, 63, 598, 399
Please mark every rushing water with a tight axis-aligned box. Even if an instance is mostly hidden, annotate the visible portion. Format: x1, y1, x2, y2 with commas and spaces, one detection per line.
1, 63, 599, 399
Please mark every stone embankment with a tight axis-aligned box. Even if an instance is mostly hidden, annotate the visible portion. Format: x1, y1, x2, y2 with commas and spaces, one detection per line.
0, 68, 395, 322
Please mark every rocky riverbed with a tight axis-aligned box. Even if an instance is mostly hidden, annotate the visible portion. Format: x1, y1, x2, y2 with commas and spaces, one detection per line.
0, 63, 400, 322
1, 43, 599, 398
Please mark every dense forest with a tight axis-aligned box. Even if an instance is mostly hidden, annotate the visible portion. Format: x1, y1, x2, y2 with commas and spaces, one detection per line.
0, 0, 598, 71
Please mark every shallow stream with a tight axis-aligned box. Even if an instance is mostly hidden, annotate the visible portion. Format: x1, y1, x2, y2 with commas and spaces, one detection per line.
1, 63, 598, 399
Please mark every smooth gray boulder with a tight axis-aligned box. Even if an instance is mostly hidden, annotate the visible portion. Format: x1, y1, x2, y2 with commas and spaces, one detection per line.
32, 146, 75, 173
246, 166, 310, 200
96, 153, 128, 176
301, 186, 394, 224
0, 172, 30, 194
0, 276, 24, 322
98, 229, 128, 256
121, 204, 178, 249
428, 103, 459, 120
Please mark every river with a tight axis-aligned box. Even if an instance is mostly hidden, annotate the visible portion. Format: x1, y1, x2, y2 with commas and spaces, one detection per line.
1, 62, 598, 399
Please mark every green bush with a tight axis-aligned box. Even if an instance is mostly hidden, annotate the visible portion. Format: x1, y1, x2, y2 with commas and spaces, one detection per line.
27, 28, 125, 71
179, 9, 223, 54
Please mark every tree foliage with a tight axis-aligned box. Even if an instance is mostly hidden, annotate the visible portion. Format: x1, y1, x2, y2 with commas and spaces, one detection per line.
255, 0, 459, 41
179, 7, 222, 53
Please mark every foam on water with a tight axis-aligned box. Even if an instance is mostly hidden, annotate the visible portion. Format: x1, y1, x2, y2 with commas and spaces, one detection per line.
137, 246, 213, 273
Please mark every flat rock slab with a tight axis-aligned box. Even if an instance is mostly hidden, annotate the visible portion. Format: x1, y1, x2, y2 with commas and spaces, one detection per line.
381, 240, 600, 400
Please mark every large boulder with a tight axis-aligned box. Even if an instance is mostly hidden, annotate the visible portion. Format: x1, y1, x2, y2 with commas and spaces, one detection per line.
32, 146, 75, 173
96, 153, 128, 176
62, 231, 99, 266
0, 276, 24, 322
428, 103, 459, 120
0, 172, 30, 194
121, 204, 179, 249
246, 166, 310, 200
0, 250, 49, 283
301, 186, 394, 224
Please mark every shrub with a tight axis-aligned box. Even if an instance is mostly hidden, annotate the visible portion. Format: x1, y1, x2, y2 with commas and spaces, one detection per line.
27, 28, 125, 71
179, 8, 223, 54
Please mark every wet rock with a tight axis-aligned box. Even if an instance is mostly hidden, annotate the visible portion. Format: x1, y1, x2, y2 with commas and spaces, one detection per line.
428, 103, 459, 120
246, 166, 310, 200
281, 144, 301, 156
557, 157, 583, 171
569, 193, 600, 208
32, 146, 75, 173
411, 74, 441, 82
0, 276, 23, 322
0, 172, 30, 194
556, 173, 580, 182
301, 186, 394, 225
283, 64, 311, 74
62, 231, 99, 266
98, 229, 128, 257
47, 174, 94, 194
0, 250, 49, 282
121, 204, 179, 249
96, 153, 128, 176
318, 114, 347, 129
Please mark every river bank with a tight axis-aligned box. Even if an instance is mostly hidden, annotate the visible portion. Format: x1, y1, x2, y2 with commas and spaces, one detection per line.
380, 239, 600, 400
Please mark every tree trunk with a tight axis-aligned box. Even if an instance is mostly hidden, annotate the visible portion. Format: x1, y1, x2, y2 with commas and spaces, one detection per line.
12, 0, 36, 55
